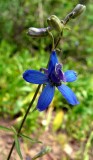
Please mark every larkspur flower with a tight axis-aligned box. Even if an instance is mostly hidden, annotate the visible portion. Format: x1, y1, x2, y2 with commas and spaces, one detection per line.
23, 51, 79, 111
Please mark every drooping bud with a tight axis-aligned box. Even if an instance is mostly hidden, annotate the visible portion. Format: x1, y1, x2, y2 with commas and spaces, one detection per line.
28, 27, 51, 37
71, 4, 86, 19
47, 15, 64, 33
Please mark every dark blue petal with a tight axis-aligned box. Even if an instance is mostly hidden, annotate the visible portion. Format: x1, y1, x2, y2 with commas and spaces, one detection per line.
23, 70, 48, 84
64, 70, 77, 82
48, 51, 58, 74
57, 84, 79, 105
37, 84, 55, 111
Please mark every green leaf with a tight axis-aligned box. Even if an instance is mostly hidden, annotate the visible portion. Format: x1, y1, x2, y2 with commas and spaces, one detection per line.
19, 133, 42, 144
0, 125, 12, 132
10, 126, 17, 134
14, 135, 23, 160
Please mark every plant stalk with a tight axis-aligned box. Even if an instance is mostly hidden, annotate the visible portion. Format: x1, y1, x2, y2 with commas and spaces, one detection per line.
7, 84, 41, 160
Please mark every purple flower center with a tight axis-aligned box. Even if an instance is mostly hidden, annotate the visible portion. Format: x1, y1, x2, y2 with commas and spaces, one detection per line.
49, 63, 66, 86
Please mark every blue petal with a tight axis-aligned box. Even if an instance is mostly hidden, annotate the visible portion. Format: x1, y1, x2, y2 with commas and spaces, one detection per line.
57, 84, 79, 105
23, 70, 48, 84
64, 70, 77, 82
37, 84, 55, 111
48, 51, 58, 74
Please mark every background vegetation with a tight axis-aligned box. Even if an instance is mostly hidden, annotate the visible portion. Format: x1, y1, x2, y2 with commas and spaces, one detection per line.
0, 0, 93, 159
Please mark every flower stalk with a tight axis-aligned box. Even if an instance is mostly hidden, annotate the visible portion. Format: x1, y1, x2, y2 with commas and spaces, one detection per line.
7, 84, 41, 160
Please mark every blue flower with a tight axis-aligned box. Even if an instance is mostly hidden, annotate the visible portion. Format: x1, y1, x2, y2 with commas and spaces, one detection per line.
23, 51, 79, 111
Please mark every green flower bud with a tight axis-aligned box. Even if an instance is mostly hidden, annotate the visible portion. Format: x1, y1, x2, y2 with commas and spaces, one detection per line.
47, 15, 64, 33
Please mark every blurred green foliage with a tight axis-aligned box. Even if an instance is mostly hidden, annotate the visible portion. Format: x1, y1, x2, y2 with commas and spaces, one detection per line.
0, 0, 93, 154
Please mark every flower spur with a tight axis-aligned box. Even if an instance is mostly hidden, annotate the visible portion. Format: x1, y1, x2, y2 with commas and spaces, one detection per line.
23, 51, 79, 111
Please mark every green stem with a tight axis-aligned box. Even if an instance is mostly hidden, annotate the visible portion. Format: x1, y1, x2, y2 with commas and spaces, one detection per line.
47, 30, 54, 51
7, 84, 41, 160
83, 131, 93, 159
55, 32, 63, 49
54, 36, 61, 49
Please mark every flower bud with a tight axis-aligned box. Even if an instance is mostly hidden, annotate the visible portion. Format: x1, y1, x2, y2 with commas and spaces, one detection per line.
71, 4, 86, 19
47, 15, 64, 33
28, 27, 51, 37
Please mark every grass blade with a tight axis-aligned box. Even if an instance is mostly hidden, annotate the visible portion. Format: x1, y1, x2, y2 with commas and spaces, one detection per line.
0, 125, 12, 132
14, 135, 23, 160
20, 133, 42, 144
